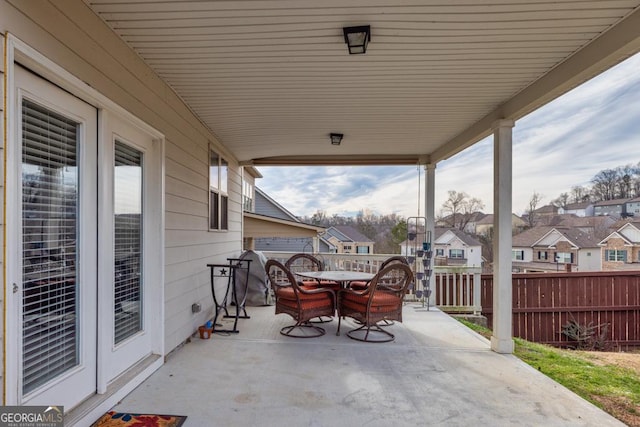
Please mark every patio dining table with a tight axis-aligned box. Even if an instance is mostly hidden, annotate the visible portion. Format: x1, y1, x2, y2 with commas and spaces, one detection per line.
295, 270, 374, 289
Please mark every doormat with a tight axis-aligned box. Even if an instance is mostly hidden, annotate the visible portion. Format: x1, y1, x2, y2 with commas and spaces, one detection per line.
92, 411, 187, 427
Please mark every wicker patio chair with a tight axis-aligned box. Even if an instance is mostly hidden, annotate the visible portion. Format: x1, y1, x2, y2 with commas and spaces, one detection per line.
337, 263, 413, 342
285, 253, 340, 291
349, 255, 409, 290
265, 259, 336, 338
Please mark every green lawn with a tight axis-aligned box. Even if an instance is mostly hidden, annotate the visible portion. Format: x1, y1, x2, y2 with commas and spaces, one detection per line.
457, 318, 640, 426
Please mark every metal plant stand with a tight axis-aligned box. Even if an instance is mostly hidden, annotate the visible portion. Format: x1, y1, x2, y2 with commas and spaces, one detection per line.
406, 217, 433, 309
207, 258, 252, 333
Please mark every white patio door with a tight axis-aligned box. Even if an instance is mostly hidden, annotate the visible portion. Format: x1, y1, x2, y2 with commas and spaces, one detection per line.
99, 113, 157, 382
15, 67, 98, 408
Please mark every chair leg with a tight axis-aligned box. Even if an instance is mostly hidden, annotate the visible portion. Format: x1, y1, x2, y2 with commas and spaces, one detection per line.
310, 316, 333, 324
280, 321, 326, 338
345, 322, 395, 343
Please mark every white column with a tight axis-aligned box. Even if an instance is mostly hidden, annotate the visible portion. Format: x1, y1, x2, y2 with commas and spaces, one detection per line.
425, 163, 436, 307
492, 119, 515, 354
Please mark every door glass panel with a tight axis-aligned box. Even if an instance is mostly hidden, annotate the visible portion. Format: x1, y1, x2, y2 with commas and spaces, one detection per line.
114, 142, 143, 344
21, 99, 79, 394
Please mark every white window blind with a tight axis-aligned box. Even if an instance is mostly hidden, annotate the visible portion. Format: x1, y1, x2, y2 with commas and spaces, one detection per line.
22, 99, 79, 394
114, 142, 143, 344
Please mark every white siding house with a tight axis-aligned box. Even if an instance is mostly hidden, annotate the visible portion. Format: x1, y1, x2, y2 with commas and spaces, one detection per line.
0, 4, 243, 421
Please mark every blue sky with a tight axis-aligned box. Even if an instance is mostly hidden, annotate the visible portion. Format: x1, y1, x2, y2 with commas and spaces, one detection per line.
257, 52, 640, 219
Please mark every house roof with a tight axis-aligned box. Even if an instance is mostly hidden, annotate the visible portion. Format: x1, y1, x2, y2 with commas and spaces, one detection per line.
475, 213, 524, 225
83, 2, 640, 167
512, 226, 555, 247
563, 201, 592, 210
556, 228, 600, 248
439, 228, 482, 246
594, 198, 631, 207
244, 212, 324, 238
532, 205, 558, 215
599, 221, 640, 245
400, 227, 482, 247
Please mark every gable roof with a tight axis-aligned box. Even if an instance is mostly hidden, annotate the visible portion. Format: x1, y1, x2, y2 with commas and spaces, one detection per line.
400, 227, 481, 247
529, 227, 600, 249
512, 226, 555, 247
599, 221, 640, 245
435, 228, 482, 247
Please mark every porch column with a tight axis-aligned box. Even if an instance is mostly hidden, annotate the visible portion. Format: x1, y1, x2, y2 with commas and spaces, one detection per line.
424, 163, 436, 306
492, 119, 515, 354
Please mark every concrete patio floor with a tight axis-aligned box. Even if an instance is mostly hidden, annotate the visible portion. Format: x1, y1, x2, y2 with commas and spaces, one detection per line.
108, 303, 624, 426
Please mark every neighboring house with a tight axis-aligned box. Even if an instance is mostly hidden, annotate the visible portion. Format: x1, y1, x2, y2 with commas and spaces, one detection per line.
475, 213, 526, 236
245, 187, 326, 253
625, 197, 640, 217
400, 227, 483, 268
512, 226, 602, 272
593, 198, 630, 217
323, 226, 374, 254
436, 211, 486, 234
558, 201, 594, 217
598, 222, 640, 271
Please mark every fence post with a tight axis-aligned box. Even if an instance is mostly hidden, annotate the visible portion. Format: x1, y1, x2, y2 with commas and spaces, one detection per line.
473, 270, 482, 315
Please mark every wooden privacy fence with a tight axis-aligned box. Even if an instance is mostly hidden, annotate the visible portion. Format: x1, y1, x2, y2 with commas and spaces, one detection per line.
481, 271, 640, 350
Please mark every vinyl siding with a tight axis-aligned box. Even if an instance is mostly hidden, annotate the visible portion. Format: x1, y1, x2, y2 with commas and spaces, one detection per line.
0, 1, 244, 355
255, 237, 314, 252
254, 191, 296, 221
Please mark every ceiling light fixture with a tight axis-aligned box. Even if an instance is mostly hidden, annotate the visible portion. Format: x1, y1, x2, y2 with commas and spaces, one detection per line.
330, 133, 344, 145
343, 25, 371, 54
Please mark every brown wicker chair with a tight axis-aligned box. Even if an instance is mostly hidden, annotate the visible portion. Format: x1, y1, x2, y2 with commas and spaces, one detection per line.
349, 255, 409, 290
337, 263, 413, 342
285, 253, 340, 291
265, 259, 336, 338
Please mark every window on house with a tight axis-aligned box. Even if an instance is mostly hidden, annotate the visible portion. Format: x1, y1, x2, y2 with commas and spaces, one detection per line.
436, 249, 444, 257
356, 246, 369, 254
242, 180, 253, 212
605, 249, 627, 262
449, 249, 464, 259
343, 245, 352, 250
209, 147, 228, 230
555, 252, 573, 263
512, 250, 524, 261
537, 251, 548, 260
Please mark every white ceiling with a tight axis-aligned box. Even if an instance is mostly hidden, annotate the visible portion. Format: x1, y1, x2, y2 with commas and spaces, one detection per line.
86, 0, 640, 165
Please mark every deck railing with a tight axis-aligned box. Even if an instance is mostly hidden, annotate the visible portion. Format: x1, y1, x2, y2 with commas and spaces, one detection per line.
261, 251, 482, 314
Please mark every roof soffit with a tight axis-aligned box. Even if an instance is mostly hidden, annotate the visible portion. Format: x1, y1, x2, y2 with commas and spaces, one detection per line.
83, 1, 640, 165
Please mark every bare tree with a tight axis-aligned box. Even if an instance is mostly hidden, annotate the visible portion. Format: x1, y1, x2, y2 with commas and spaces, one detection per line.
591, 169, 619, 201
525, 191, 544, 228
552, 192, 569, 209
570, 185, 591, 203
440, 190, 484, 230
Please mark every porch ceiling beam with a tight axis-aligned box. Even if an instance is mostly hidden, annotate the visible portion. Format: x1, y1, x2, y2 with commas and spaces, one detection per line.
432, 6, 640, 163
245, 154, 424, 166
